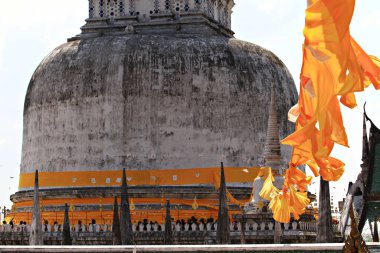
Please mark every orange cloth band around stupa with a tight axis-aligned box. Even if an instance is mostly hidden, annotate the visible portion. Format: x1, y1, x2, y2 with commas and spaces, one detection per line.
18, 167, 260, 189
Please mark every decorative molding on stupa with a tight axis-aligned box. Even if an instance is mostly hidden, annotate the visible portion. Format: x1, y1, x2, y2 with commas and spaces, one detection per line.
263, 86, 282, 172
80, 0, 235, 38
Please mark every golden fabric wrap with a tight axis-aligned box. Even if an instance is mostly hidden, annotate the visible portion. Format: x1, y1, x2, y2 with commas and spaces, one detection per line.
259, 169, 310, 223
212, 169, 255, 206
266, 0, 380, 223
10, 167, 258, 225
19, 167, 260, 189
8, 198, 241, 225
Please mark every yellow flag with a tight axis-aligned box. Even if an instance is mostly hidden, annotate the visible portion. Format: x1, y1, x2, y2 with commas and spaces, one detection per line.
268, 0, 380, 223
284, 0, 380, 180
192, 196, 199, 210
257, 200, 264, 210
130, 199, 136, 211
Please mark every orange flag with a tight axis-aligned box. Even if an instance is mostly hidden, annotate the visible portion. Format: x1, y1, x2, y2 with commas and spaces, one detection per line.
263, 0, 380, 223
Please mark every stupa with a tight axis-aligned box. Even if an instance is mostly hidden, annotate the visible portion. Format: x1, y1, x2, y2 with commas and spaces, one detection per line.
247, 87, 285, 213
10, 0, 298, 225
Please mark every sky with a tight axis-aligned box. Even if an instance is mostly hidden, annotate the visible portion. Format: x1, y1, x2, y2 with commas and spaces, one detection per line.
0, 0, 379, 211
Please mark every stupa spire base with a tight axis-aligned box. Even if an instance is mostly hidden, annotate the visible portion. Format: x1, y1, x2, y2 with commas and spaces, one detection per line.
263, 86, 283, 172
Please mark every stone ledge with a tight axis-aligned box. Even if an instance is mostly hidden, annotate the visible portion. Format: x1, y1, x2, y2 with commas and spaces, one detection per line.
0, 243, 380, 252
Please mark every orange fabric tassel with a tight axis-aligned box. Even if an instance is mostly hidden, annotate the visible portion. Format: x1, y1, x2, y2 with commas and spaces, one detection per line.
269, 193, 290, 224
259, 169, 310, 223
265, 0, 380, 223
259, 169, 278, 201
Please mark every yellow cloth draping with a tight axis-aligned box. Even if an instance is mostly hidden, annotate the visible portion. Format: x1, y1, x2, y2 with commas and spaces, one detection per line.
212, 171, 253, 206
259, 168, 310, 223
19, 167, 260, 189
8, 209, 234, 225
8, 196, 242, 225
264, 0, 380, 223
12, 167, 259, 225
13, 197, 220, 211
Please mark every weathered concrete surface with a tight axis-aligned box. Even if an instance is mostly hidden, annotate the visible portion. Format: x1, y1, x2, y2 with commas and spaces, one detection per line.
22, 34, 297, 179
